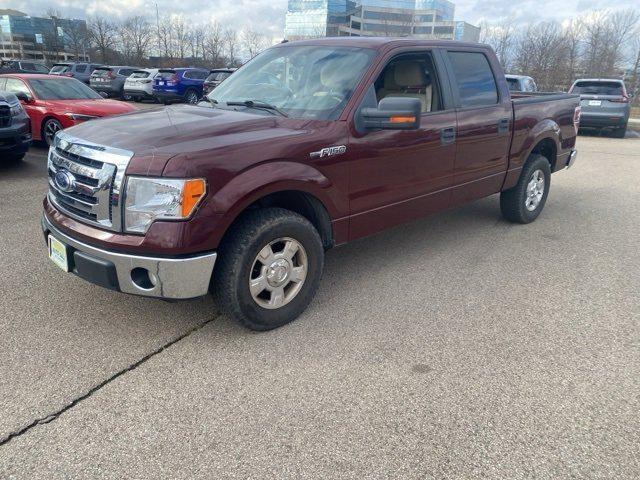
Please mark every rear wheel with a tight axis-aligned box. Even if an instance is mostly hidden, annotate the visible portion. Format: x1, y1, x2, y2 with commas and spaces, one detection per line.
500, 154, 551, 224
6, 152, 26, 162
42, 118, 63, 147
184, 89, 199, 105
212, 208, 324, 331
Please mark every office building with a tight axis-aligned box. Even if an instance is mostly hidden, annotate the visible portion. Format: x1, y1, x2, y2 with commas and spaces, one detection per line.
284, 0, 480, 42
0, 9, 89, 63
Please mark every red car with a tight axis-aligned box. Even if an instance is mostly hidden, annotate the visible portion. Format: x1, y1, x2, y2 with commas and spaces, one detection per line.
0, 74, 136, 146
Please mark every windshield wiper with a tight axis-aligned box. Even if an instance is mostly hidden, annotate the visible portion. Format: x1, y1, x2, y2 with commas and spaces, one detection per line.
225, 100, 289, 117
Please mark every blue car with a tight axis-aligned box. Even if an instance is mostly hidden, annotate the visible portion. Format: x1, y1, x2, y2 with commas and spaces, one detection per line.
153, 68, 209, 105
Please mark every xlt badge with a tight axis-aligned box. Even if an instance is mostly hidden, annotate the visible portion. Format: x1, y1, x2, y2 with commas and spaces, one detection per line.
310, 145, 347, 159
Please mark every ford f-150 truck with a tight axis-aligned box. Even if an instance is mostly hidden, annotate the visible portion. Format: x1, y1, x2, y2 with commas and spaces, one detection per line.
42, 38, 580, 330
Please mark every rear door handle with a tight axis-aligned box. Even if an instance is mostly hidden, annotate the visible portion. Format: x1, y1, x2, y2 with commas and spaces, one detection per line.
498, 118, 510, 135
441, 127, 456, 145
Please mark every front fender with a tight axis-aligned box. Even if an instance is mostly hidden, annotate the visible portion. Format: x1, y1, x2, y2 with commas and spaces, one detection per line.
196, 160, 347, 248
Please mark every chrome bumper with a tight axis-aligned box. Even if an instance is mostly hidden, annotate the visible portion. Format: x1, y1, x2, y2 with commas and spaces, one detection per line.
566, 149, 577, 169
42, 215, 216, 299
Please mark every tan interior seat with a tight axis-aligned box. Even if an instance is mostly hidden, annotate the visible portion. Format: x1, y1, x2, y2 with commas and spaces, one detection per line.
377, 60, 432, 112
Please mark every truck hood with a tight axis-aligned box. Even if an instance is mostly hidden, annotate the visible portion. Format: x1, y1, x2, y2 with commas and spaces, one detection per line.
0, 91, 19, 104
63, 104, 306, 175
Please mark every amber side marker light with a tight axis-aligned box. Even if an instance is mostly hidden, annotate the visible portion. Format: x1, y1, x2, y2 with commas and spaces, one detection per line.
389, 116, 416, 123
181, 179, 207, 217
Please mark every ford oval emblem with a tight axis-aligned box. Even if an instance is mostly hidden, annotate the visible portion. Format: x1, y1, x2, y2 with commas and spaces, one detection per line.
54, 170, 76, 193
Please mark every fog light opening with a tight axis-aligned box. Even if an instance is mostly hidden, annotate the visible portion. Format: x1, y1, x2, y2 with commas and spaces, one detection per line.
131, 267, 156, 290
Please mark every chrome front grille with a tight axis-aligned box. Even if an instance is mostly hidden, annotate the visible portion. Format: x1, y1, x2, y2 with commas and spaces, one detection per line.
47, 131, 133, 231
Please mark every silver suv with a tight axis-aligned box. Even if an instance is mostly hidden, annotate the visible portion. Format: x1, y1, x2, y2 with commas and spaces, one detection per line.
49, 63, 104, 84
569, 79, 631, 138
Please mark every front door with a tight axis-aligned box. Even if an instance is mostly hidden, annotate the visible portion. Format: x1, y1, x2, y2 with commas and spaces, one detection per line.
348, 50, 457, 240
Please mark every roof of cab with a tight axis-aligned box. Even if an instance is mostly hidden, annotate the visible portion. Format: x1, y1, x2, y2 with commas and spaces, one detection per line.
273, 36, 490, 51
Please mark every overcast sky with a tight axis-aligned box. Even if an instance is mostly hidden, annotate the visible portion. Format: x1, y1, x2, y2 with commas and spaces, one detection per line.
2, 0, 639, 41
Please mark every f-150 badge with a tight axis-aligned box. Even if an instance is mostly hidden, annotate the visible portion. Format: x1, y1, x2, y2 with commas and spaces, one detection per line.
310, 145, 347, 159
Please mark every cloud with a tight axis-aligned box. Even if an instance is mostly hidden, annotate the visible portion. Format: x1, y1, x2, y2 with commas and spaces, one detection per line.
2, 0, 638, 38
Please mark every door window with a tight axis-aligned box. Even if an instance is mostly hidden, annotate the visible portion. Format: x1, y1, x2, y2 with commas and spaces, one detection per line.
374, 52, 442, 113
447, 51, 498, 107
5, 78, 31, 99
75, 64, 87, 73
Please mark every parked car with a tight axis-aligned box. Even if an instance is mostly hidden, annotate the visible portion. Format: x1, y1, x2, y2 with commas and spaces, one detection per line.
153, 68, 209, 104
569, 78, 631, 138
0, 90, 31, 161
90, 66, 140, 99
0, 74, 136, 146
123, 68, 159, 102
1, 60, 50, 74
42, 38, 580, 331
506, 74, 537, 93
49, 63, 104, 84
203, 68, 236, 96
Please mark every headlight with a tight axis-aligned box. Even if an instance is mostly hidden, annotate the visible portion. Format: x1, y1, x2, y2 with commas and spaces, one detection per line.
65, 113, 99, 122
9, 102, 23, 116
124, 177, 206, 234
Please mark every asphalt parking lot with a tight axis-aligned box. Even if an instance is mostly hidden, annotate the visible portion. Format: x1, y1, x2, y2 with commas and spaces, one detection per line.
0, 131, 639, 479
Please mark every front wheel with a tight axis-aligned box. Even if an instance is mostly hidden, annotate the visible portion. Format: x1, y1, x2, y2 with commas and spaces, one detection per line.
42, 118, 63, 147
500, 154, 551, 224
212, 208, 324, 331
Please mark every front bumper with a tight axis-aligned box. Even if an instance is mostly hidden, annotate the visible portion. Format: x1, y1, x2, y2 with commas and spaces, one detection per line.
0, 115, 32, 154
566, 149, 577, 169
42, 214, 217, 299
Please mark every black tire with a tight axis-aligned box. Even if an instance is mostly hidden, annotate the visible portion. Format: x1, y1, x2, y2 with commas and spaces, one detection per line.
500, 154, 551, 224
133, 97, 142, 103
42, 118, 63, 147
212, 207, 324, 331
163, 100, 171, 105
611, 124, 627, 138
184, 89, 199, 105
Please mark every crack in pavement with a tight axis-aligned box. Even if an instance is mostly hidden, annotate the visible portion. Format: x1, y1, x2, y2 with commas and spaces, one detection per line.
0, 316, 217, 447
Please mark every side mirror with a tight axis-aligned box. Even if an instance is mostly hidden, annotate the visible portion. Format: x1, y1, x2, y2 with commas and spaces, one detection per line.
361, 97, 422, 130
15, 92, 31, 103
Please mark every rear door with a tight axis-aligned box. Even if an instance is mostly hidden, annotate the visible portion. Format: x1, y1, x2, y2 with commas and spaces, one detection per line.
443, 49, 512, 206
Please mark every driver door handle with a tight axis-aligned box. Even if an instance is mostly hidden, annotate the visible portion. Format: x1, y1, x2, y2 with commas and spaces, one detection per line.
441, 127, 456, 145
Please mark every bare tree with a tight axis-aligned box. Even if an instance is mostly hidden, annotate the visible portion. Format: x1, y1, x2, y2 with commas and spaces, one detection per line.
64, 21, 89, 62
172, 15, 190, 61
205, 21, 225, 67
88, 16, 117, 64
119, 16, 152, 65
224, 28, 240, 67
480, 18, 516, 70
242, 28, 267, 59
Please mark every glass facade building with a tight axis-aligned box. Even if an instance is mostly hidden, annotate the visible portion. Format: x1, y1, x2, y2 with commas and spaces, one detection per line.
0, 9, 88, 62
284, 0, 479, 42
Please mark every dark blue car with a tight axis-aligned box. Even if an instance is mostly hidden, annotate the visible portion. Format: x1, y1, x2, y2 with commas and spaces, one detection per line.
153, 68, 209, 105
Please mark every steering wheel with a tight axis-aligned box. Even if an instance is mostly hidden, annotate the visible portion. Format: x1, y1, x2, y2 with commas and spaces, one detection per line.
246, 83, 293, 103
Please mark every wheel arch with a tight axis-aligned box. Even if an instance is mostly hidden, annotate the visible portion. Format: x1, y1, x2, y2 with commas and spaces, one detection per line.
40, 115, 64, 143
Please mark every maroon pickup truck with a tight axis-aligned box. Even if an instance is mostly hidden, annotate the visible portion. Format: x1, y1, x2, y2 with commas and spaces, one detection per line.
43, 38, 580, 330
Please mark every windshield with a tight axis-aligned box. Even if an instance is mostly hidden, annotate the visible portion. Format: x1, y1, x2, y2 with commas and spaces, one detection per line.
50, 65, 71, 73
207, 45, 375, 120
29, 78, 103, 100
571, 81, 624, 96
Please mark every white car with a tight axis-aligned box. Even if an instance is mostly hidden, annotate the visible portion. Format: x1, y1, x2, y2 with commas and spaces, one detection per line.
123, 68, 159, 102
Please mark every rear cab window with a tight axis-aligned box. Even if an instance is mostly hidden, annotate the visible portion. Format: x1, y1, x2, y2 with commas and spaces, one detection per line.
571, 81, 624, 96
447, 51, 499, 107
